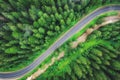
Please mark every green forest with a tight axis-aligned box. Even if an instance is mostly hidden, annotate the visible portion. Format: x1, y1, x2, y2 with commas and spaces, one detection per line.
36, 20, 120, 80
0, 0, 118, 71
0, 0, 120, 80
0, 0, 91, 71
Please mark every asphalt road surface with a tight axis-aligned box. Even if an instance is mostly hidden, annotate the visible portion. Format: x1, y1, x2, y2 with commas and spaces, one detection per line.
0, 5, 120, 79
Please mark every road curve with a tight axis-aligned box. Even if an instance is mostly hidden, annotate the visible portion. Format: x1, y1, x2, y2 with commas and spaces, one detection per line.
0, 5, 120, 79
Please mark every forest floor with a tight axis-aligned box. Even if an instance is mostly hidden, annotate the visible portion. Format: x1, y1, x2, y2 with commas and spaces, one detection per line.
26, 13, 120, 80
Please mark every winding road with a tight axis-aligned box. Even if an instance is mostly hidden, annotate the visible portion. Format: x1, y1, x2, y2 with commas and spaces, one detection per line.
0, 5, 120, 79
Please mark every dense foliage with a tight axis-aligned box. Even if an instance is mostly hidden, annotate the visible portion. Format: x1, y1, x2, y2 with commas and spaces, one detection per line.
0, 0, 91, 71
0, 0, 115, 71
36, 21, 120, 80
